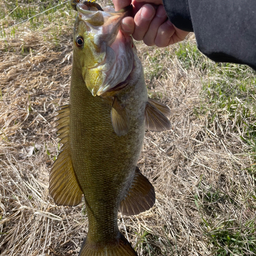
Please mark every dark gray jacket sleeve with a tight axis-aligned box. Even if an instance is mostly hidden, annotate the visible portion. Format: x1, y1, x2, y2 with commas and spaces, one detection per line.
162, 0, 256, 70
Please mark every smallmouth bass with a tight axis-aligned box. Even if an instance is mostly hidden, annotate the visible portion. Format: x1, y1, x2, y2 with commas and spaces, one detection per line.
49, 1, 171, 255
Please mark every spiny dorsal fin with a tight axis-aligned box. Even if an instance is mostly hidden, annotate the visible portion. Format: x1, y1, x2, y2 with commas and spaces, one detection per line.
120, 167, 155, 216
49, 105, 83, 206
111, 97, 129, 136
145, 100, 171, 131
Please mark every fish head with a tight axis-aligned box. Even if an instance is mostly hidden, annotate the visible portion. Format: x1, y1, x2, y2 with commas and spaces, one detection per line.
73, 1, 134, 97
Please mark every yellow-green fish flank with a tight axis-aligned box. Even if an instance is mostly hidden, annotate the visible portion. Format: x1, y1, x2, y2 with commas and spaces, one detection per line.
49, 1, 171, 255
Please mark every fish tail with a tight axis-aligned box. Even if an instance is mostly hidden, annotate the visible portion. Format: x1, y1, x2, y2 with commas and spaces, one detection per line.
79, 232, 137, 256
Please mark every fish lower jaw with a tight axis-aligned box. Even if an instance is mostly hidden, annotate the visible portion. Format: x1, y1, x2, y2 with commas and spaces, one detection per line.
95, 83, 118, 96
88, 73, 130, 97
86, 81, 113, 97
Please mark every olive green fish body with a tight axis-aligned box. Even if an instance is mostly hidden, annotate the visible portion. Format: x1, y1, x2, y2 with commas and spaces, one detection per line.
70, 55, 147, 244
49, 2, 171, 255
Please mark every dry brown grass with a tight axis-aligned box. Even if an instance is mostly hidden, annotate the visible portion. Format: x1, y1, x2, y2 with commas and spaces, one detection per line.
1, 1, 256, 255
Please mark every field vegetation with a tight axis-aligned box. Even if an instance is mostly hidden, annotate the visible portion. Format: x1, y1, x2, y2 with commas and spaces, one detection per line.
1, 0, 256, 255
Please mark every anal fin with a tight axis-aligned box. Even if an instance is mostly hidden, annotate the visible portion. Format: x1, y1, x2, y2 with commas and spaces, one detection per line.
49, 105, 83, 206
145, 99, 171, 131
120, 167, 155, 216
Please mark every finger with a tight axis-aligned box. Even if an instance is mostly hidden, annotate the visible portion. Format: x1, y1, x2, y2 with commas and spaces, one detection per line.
113, 0, 131, 11
121, 17, 135, 34
169, 25, 190, 44
133, 4, 156, 41
143, 5, 167, 46
155, 20, 176, 47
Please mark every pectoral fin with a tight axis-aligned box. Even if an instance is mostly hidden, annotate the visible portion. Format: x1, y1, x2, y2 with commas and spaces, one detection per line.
120, 167, 155, 216
145, 99, 171, 131
111, 97, 129, 136
148, 98, 171, 116
49, 105, 83, 206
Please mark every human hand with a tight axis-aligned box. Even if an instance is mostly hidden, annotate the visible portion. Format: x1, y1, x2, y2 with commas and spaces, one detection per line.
113, 0, 189, 47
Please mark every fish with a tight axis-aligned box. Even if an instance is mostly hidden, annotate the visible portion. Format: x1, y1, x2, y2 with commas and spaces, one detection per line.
49, 1, 171, 255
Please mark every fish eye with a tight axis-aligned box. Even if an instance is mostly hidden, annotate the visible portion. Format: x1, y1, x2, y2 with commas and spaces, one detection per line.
76, 36, 84, 47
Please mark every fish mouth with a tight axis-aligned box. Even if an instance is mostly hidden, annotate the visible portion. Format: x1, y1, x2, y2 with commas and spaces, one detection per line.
75, 1, 135, 97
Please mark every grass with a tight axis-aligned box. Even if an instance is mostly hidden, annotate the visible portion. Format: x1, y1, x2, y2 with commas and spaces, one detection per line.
0, 0, 72, 38
1, 0, 67, 22
195, 181, 256, 255
1, 0, 256, 255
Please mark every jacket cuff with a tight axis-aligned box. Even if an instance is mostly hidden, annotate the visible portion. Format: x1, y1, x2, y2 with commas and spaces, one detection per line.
163, 0, 193, 32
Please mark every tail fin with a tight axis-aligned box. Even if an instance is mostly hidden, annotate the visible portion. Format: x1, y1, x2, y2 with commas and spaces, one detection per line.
79, 233, 137, 256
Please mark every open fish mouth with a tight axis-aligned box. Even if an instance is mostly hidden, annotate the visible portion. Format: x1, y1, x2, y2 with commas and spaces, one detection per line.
74, 1, 135, 97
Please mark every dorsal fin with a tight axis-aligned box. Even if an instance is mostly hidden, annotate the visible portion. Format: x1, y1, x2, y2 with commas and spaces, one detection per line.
111, 97, 129, 136
49, 105, 83, 206
145, 99, 171, 131
119, 167, 155, 216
